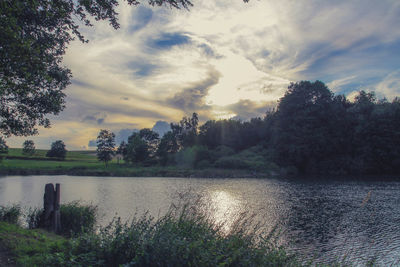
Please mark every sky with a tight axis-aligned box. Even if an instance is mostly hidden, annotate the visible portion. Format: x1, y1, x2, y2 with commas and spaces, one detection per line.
7, 0, 400, 150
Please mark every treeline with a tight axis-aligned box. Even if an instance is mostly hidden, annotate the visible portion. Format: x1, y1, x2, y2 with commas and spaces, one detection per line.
98, 80, 400, 175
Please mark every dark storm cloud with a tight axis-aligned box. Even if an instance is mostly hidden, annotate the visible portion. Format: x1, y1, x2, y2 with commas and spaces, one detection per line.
226, 99, 276, 121
166, 70, 220, 111
82, 113, 107, 125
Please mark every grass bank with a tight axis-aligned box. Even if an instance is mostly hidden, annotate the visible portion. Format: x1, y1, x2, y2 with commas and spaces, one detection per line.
0, 202, 301, 267
0, 148, 275, 178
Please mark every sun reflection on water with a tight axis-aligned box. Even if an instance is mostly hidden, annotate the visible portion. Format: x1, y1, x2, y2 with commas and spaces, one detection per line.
207, 190, 242, 232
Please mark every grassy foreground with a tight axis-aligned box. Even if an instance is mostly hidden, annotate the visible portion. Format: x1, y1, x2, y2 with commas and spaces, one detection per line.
0, 148, 273, 178
0, 202, 302, 267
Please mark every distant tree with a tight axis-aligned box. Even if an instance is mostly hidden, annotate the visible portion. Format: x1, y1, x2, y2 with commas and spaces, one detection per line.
170, 112, 199, 149
0, 137, 8, 161
22, 140, 35, 155
124, 132, 149, 163
46, 140, 67, 160
139, 128, 159, 157
116, 141, 127, 164
156, 131, 179, 165
96, 129, 115, 166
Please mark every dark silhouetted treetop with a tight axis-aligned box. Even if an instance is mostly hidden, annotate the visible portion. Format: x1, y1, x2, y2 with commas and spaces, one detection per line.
0, 0, 192, 137
46, 140, 67, 159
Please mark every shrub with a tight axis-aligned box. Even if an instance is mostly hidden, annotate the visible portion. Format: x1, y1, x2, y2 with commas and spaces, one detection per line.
0, 204, 21, 224
60, 201, 97, 237
26, 201, 97, 237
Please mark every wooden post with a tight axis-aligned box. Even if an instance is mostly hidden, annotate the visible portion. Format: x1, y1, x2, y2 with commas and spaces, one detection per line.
43, 183, 61, 233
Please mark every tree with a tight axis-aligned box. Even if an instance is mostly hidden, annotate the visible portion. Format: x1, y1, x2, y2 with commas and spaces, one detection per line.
139, 128, 159, 157
22, 140, 35, 155
124, 132, 149, 163
170, 112, 199, 149
156, 131, 179, 165
0, 0, 192, 137
272, 81, 340, 173
116, 141, 128, 164
0, 137, 8, 161
46, 140, 67, 160
96, 129, 115, 166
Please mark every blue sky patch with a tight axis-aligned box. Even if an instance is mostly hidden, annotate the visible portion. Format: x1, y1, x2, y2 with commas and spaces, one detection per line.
126, 61, 158, 77
128, 6, 153, 33
148, 32, 190, 50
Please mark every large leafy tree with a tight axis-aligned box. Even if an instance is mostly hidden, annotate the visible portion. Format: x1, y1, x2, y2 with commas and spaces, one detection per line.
0, 0, 192, 137
272, 81, 344, 173
96, 129, 115, 166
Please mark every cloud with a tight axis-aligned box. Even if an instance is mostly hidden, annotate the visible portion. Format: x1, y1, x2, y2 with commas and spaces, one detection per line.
115, 128, 138, 144
126, 60, 158, 77
152, 121, 171, 136
327, 76, 357, 92
166, 69, 220, 111
376, 70, 400, 100
222, 99, 277, 121
128, 6, 153, 33
9, 0, 399, 150
82, 113, 107, 125
88, 140, 97, 147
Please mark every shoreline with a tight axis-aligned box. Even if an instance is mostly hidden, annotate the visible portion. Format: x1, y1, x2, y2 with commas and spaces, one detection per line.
0, 167, 275, 179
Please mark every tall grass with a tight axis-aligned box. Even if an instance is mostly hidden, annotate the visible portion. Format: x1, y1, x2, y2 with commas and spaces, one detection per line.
41, 202, 300, 267
0, 204, 21, 224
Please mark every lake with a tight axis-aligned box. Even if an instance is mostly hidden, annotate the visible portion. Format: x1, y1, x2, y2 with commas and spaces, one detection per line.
0, 175, 399, 266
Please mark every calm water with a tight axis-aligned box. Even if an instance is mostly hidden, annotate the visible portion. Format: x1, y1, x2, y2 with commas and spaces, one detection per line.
0, 175, 399, 265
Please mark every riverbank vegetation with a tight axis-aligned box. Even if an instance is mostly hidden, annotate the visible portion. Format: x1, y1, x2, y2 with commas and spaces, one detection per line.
0, 203, 302, 267
121, 81, 400, 176
2, 81, 400, 177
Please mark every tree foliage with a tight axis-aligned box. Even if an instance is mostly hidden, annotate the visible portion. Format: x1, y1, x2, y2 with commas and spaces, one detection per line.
22, 140, 36, 155
0, 137, 8, 154
0, 0, 192, 137
46, 140, 67, 160
96, 129, 115, 166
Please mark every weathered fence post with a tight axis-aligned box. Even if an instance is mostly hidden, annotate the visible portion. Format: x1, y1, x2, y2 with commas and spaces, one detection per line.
43, 183, 61, 233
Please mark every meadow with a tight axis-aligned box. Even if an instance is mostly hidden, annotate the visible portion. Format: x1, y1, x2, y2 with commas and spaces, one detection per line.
0, 148, 269, 178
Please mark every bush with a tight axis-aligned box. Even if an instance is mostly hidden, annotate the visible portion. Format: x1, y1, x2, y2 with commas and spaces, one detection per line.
0, 204, 21, 224
60, 201, 97, 237
26, 201, 97, 237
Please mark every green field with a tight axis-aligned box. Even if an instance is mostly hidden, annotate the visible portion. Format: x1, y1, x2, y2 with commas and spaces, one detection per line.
0, 148, 268, 178
0, 148, 114, 174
